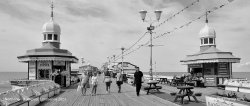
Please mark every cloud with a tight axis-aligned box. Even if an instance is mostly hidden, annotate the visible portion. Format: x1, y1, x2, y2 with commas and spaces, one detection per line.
0, 0, 250, 73
0, 0, 47, 22
64, 2, 111, 19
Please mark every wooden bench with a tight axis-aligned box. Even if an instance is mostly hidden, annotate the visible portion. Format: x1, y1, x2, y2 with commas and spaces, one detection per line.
144, 86, 162, 94
174, 94, 185, 104
144, 86, 162, 90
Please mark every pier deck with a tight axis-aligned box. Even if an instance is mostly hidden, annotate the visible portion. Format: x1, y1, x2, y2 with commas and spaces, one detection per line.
38, 76, 179, 106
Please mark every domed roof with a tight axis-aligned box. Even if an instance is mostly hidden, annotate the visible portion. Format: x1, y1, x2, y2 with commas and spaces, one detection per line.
42, 20, 61, 34
199, 23, 216, 38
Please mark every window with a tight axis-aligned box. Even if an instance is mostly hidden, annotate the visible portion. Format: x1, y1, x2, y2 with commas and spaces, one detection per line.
201, 39, 203, 44
209, 38, 213, 44
204, 38, 208, 44
48, 34, 52, 40
54, 34, 58, 40
44, 34, 46, 40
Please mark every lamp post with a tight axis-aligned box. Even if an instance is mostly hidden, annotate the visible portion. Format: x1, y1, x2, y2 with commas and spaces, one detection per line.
121, 47, 125, 74
107, 56, 110, 69
139, 10, 162, 80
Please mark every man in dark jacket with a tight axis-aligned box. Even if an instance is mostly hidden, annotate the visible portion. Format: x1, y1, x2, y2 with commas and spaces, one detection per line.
134, 67, 143, 96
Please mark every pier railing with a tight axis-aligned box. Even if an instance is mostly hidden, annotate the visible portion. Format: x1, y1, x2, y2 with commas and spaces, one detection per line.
0, 80, 60, 106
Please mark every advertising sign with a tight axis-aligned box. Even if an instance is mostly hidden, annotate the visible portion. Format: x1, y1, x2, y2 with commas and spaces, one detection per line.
188, 64, 202, 68
38, 61, 51, 69
54, 61, 65, 66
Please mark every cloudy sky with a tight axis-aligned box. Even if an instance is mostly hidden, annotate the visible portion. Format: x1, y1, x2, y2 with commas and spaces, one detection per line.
0, 0, 249, 72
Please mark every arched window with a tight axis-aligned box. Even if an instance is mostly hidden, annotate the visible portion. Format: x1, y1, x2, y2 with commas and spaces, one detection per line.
54, 34, 58, 40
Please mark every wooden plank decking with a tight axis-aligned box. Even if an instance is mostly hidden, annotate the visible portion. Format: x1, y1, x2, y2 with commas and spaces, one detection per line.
38, 76, 179, 106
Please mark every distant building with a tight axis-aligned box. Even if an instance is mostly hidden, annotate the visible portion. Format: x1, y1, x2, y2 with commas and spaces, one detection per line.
17, 3, 78, 87
180, 13, 240, 86
79, 65, 99, 74
115, 62, 138, 74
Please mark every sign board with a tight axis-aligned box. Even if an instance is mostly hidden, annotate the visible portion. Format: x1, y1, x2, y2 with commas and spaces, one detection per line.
205, 77, 216, 86
188, 64, 202, 68
29, 61, 36, 80
218, 63, 229, 75
38, 61, 51, 69
54, 61, 65, 66
206, 96, 248, 106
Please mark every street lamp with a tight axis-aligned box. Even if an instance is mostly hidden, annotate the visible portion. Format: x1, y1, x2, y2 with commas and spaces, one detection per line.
139, 10, 162, 80
121, 47, 125, 74
81, 57, 84, 65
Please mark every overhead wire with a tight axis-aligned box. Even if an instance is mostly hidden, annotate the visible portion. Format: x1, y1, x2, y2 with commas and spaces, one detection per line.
155, 0, 200, 29
114, 0, 234, 60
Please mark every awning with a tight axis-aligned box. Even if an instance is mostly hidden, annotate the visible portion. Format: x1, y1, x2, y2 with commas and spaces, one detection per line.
18, 56, 78, 63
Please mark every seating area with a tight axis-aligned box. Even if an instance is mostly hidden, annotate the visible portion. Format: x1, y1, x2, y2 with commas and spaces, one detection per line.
144, 86, 162, 90
0, 81, 60, 106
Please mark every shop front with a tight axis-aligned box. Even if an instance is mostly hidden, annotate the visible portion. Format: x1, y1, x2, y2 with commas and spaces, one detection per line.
187, 62, 233, 86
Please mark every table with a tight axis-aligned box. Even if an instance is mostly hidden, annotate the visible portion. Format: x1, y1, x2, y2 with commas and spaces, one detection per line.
145, 81, 162, 95
174, 86, 199, 104
170, 79, 185, 86
159, 78, 168, 84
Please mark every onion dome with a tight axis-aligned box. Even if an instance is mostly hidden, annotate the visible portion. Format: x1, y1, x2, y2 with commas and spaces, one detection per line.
199, 11, 216, 38
42, 1, 60, 34
42, 20, 61, 34
199, 23, 216, 38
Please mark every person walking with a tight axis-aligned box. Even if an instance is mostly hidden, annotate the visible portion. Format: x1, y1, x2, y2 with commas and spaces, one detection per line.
103, 69, 112, 94
91, 72, 98, 96
134, 67, 143, 96
80, 72, 90, 95
116, 71, 123, 93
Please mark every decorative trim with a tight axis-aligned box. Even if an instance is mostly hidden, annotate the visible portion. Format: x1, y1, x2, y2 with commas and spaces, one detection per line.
182, 59, 240, 64
18, 57, 78, 63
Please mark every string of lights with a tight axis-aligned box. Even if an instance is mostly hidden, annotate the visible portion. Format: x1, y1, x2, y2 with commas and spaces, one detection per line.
114, 0, 234, 60
115, 41, 150, 61
114, 32, 148, 59
112, 0, 199, 61
155, 0, 200, 29
153, 1, 233, 40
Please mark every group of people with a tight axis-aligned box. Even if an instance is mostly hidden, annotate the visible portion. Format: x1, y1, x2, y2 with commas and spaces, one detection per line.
173, 73, 205, 87
78, 67, 144, 96
79, 71, 98, 96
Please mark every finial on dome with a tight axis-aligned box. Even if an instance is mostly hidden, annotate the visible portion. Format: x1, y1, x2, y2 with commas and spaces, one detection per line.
205, 10, 208, 23
50, 0, 54, 21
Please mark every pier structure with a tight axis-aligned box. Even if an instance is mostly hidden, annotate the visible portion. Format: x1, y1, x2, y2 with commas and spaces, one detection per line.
17, 2, 78, 87
180, 12, 240, 86
39, 75, 179, 106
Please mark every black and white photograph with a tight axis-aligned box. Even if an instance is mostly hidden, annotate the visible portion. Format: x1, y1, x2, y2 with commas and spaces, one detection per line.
0, 0, 250, 106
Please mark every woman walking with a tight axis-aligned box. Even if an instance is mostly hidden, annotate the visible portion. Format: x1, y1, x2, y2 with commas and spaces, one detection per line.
91, 72, 98, 96
80, 72, 90, 95
103, 69, 112, 94
116, 71, 123, 93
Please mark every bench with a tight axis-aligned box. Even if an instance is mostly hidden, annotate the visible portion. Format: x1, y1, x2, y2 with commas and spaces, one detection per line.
144, 86, 162, 94
174, 94, 185, 104
144, 86, 162, 90
217, 84, 225, 90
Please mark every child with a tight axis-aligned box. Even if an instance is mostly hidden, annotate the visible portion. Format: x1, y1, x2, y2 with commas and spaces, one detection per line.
91, 72, 98, 95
